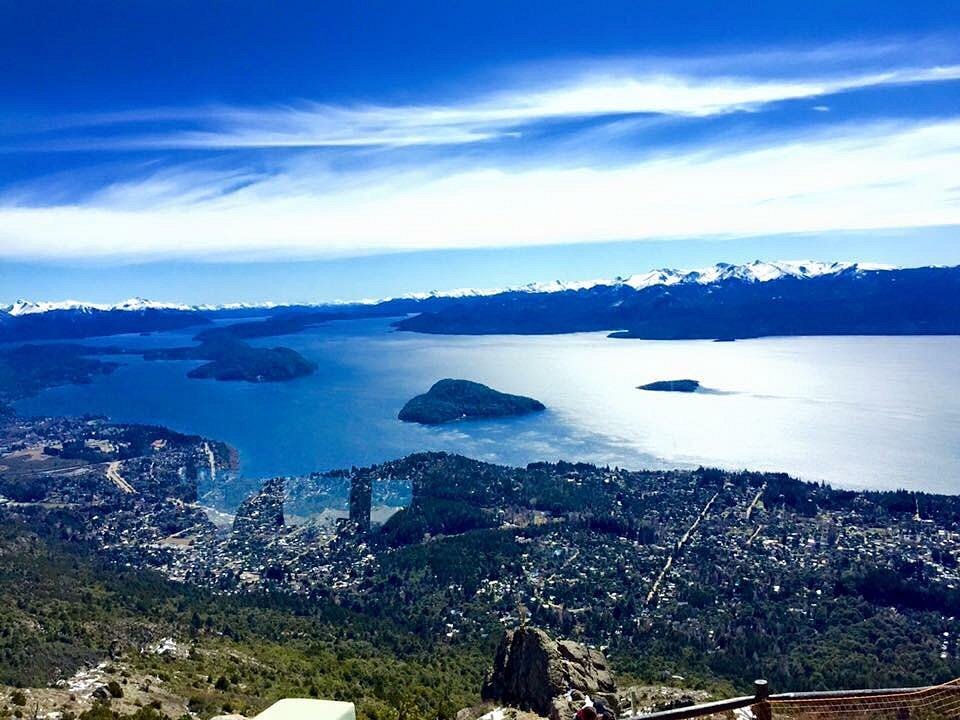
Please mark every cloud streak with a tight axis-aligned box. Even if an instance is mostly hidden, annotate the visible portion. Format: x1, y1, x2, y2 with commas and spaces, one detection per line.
169, 64, 960, 149
1, 119, 958, 261
1, 40, 958, 263
6, 46, 960, 151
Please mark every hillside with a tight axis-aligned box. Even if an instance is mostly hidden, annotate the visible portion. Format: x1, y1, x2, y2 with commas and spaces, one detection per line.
0, 520, 487, 720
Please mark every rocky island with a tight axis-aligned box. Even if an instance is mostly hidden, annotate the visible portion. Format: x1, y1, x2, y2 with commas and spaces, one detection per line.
398, 379, 545, 425
638, 379, 700, 392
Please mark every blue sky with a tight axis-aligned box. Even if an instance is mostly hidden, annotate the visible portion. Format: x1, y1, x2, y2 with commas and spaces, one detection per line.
1, 1, 959, 303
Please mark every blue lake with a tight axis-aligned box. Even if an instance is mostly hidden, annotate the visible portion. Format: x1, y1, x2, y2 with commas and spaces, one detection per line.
14, 318, 960, 494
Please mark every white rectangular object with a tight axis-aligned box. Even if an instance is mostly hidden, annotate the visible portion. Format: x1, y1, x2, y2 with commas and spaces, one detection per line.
256, 699, 356, 720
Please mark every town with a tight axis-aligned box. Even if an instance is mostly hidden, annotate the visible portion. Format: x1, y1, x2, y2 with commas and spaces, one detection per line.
2, 413, 959, 697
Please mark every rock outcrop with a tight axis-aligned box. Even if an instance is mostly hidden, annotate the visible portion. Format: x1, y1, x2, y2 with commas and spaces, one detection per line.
481, 628, 616, 719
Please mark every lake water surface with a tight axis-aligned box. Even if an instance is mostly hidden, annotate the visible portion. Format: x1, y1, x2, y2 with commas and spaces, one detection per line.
14, 318, 960, 494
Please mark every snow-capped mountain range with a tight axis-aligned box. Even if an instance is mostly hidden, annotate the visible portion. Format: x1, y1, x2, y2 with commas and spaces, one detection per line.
2, 261, 956, 342
0, 297, 278, 316
389, 261, 897, 302
392, 261, 959, 338
0, 260, 905, 315
2, 297, 192, 317
617, 260, 894, 290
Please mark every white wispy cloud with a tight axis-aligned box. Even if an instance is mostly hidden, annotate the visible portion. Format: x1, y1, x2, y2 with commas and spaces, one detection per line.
170, 64, 958, 149
7, 43, 960, 151
1, 119, 958, 261
1, 40, 958, 261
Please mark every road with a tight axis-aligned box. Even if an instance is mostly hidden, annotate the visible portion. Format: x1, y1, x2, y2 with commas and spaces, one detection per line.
106, 461, 136, 494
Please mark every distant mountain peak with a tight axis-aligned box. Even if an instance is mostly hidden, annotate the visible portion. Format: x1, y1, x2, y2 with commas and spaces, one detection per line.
619, 260, 896, 290
0, 297, 288, 316
1, 260, 905, 316
400, 260, 899, 300
1, 297, 195, 316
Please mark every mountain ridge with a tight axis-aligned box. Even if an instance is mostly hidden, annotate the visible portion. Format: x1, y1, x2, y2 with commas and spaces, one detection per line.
0, 260, 911, 315
392, 263, 960, 338
3, 261, 958, 343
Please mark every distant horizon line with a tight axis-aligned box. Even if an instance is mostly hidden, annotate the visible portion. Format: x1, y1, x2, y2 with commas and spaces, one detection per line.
5, 258, 954, 312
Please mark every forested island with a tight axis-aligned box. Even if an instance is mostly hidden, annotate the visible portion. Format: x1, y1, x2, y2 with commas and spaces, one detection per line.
638, 379, 700, 392
0, 312, 322, 393
398, 379, 546, 424
144, 337, 317, 382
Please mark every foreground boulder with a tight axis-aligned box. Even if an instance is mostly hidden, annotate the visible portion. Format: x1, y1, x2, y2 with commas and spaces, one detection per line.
481, 628, 616, 719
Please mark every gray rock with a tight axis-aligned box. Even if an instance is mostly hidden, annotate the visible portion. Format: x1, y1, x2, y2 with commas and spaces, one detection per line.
549, 697, 578, 720
481, 628, 616, 717
557, 640, 614, 698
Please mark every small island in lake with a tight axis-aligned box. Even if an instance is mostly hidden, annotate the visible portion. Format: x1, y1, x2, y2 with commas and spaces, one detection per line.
398, 379, 546, 425
186, 344, 316, 382
144, 337, 317, 383
638, 379, 701, 393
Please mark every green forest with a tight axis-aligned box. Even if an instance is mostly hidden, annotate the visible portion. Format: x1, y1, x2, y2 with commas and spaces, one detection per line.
0, 520, 488, 720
